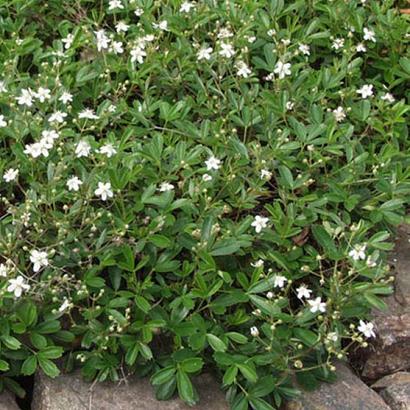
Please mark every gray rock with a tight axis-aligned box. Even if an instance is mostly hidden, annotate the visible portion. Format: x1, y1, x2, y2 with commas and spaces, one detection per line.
0, 391, 19, 410
283, 362, 390, 410
362, 225, 410, 380
372, 372, 410, 410
32, 370, 228, 410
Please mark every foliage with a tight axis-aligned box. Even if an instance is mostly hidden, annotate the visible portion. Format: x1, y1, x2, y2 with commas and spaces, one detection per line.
0, 0, 409, 408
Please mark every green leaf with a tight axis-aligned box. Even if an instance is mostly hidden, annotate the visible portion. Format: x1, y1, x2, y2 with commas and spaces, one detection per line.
151, 366, 176, 386
237, 364, 258, 383
176, 370, 197, 406
210, 238, 248, 256
0, 360, 10, 372
206, 334, 227, 352
149, 235, 172, 248
293, 328, 319, 347
278, 166, 294, 189
135, 295, 151, 313
1, 336, 22, 350
21, 356, 37, 376
30, 332, 47, 350
17, 302, 37, 327
125, 343, 139, 366
38, 346, 63, 360
311, 225, 340, 260
180, 358, 204, 373
75, 65, 99, 85
223, 365, 238, 385
38, 357, 60, 378
250, 397, 275, 410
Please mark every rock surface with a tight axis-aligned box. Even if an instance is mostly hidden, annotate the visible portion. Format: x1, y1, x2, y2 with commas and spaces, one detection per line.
283, 362, 390, 410
31, 370, 229, 410
372, 372, 410, 410
0, 391, 19, 410
362, 224, 410, 380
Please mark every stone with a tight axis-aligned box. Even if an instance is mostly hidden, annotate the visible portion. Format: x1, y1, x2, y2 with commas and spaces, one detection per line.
283, 362, 390, 410
362, 224, 410, 380
372, 372, 410, 410
0, 391, 19, 410
31, 370, 229, 410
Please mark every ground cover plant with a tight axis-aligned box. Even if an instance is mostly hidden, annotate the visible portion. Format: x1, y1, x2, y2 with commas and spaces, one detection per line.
0, 0, 409, 408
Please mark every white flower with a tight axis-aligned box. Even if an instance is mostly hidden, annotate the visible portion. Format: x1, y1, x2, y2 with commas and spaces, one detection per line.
299, 44, 310, 55
363, 27, 376, 42
357, 84, 373, 99
251, 259, 264, 268
366, 256, 377, 268
108, 0, 123, 10
180, 1, 195, 12
35, 87, 51, 102
30, 249, 49, 272
331, 38, 345, 50
381, 93, 395, 103
327, 332, 338, 342
110, 41, 124, 54
246, 35, 256, 43
205, 156, 221, 171
130, 46, 146, 64
17, 89, 34, 107
202, 173, 212, 182
7, 276, 30, 298
66, 176, 83, 192
159, 182, 174, 192
153, 20, 168, 31
58, 298, 71, 312
356, 43, 367, 53
49, 111, 67, 123
260, 169, 272, 180
219, 43, 235, 58
95, 182, 114, 201
78, 108, 99, 119
251, 215, 269, 233
3, 168, 19, 182
266, 291, 274, 299
95, 29, 110, 51
99, 143, 117, 157
296, 285, 312, 300
116, 21, 129, 33
286, 101, 294, 111
0, 263, 8, 277
265, 73, 275, 81
41, 130, 59, 145
59, 91, 73, 104
267, 29, 276, 36
24, 143, 43, 158
217, 28, 233, 39
0, 81, 7, 93
75, 140, 92, 158
236, 61, 251, 78
273, 275, 287, 288
348, 244, 366, 261
62, 33, 74, 49
250, 326, 259, 337
134, 7, 143, 16
358, 320, 376, 338
308, 297, 326, 313
273, 61, 291, 79
197, 47, 213, 61
0, 114, 7, 127
333, 106, 346, 122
